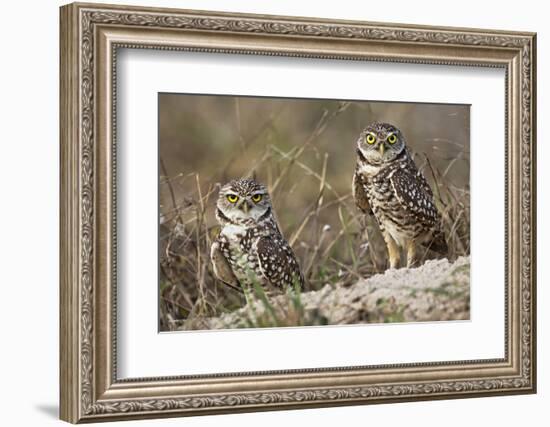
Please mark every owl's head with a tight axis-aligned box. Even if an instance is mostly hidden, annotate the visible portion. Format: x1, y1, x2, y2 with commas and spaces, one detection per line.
356, 122, 406, 164
216, 178, 272, 225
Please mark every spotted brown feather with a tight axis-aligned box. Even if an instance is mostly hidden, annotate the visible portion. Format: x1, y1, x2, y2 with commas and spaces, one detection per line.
256, 236, 304, 290
389, 166, 439, 228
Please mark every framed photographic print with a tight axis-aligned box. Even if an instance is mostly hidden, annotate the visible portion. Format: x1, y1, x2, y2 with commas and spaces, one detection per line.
60, 2, 537, 423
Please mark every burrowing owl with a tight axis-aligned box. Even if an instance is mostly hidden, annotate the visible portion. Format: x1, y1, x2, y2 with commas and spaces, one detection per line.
353, 122, 447, 269
210, 178, 304, 292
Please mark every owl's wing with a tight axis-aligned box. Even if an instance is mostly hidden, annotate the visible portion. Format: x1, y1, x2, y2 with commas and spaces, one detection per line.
352, 170, 373, 215
389, 167, 439, 228
210, 241, 242, 292
255, 235, 304, 290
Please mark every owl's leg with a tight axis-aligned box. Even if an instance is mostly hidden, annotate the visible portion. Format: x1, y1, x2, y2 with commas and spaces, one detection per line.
383, 232, 400, 269
406, 240, 419, 268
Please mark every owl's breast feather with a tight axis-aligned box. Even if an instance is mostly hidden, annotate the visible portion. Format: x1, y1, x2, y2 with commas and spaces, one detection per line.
220, 224, 266, 284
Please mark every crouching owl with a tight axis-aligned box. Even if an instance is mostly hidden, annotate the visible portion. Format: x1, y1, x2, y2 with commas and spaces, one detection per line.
353, 122, 448, 269
210, 178, 304, 292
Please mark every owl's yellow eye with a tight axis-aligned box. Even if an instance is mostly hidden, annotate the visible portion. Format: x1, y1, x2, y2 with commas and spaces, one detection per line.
387, 134, 397, 144
226, 194, 239, 203
366, 133, 376, 144
252, 194, 263, 203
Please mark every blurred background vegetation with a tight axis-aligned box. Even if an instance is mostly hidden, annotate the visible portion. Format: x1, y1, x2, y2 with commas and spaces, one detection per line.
159, 94, 470, 331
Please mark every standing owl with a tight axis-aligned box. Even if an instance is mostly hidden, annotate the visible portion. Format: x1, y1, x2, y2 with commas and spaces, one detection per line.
353, 122, 447, 269
210, 178, 304, 293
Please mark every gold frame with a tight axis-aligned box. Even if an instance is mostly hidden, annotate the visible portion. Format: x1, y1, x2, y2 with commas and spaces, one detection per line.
60, 2, 537, 423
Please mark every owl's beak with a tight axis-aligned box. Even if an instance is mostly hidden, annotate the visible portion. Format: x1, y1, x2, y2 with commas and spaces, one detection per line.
379, 143, 385, 155
239, 201, 251, 213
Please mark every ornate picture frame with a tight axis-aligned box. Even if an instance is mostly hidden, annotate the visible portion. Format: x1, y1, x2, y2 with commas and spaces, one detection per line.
60, 2, 536, 423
